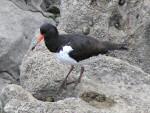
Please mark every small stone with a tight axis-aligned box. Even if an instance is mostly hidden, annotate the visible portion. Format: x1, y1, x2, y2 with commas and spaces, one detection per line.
115, 23, 120, 29
55, 17, 60, 26
82, 26, 90, 35
88, 20, 94, 26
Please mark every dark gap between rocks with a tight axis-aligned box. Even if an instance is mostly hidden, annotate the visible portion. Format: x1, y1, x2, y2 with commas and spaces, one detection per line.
33, 90, 56, 102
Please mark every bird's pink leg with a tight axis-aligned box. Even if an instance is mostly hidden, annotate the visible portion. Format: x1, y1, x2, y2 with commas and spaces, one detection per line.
66, 66, 85, 86
73, 66, 84, 88
58, 65, 74, 91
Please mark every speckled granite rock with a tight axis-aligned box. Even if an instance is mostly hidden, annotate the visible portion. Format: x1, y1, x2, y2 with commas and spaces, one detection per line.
1, 0, 150, 113
58, 0, 150, 74
4, 97, 102, 113
19, 40, 150, 112
0, 0, 54, 93
9, 0, 60, 17
0, 84, 37, 106
2, 84, 149, 113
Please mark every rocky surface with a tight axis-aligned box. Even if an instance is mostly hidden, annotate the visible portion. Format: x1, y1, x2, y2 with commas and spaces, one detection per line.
0, 0, 54, 93
2, 39, 150, 112
1, 84, 37, 106
0, 84, 110, 113
58, 0, 150, 74
9, 0, 60, 17
1, 0, 150, 113
18, 42, 150, 112
20, 43, 70, 100
1, 85, 100, 113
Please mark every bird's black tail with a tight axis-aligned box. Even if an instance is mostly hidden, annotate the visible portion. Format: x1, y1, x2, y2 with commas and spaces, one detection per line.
103, 42, 128, 51
112, 43, 128, 50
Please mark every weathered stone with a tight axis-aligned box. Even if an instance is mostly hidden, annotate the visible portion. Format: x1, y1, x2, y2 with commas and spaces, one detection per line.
58, 0, 150, 74
9, 0, 60, 17
0, 85, 100, 113
1, 0, 150, 113
0, 84, 37, 107
20, 41, 150, 112
0, 0, 54, 92
82, 26, 90, 35
4, 98, 102, 113
20, 43, 70, 100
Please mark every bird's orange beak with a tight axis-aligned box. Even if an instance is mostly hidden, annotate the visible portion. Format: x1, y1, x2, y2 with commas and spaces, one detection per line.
31, 34, 44, 51
37, 34, 44, 43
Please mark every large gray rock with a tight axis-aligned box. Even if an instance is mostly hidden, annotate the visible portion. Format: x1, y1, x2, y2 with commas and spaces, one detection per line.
9, 0, 60, 17
0, 84, 37, 107
0, 0, 54, 92
0, 84, 106, 113
4, 98, 100, 113
58, 0, 150, 74
20, 43, 70, 100
2, 84, 148, 113
20, 42, 150, 112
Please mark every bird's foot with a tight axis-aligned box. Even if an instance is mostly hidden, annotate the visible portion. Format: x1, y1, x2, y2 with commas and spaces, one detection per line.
65, 79, 81, 89
56, 79, 67, 94
73, 79, 81, 89
56, 78, 81, 94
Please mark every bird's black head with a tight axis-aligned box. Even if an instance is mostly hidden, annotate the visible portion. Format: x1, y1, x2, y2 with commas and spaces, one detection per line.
40, 23, 58, 39
31, 23, 59, 51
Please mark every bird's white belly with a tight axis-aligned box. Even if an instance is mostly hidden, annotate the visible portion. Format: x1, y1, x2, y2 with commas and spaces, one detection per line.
55, 52, 77, 65
55, 45, 77, 65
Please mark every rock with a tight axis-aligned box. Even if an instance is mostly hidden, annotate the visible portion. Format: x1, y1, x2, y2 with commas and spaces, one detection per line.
1, 0, 150, 112
82, 26, 90, 35
9, 0, 60, 17
58, 0, 150, 74
4, 99, 49, 113
0, 85, 100, 113
0, 0, 54, 91
20, 43, 70, 100
20, 41, 150, 112
4, 98, 101, 113
0, 84, 37, 107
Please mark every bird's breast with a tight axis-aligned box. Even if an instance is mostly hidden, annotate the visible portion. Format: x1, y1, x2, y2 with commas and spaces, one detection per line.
55, 45, 77, 65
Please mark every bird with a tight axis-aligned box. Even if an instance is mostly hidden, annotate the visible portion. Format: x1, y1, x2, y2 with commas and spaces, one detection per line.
31, 23, 128, 91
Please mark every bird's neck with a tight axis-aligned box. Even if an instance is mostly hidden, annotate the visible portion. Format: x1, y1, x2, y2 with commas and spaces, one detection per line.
44, 36, 60, 52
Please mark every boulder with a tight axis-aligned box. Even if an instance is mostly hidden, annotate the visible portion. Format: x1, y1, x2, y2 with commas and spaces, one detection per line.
0, 84, 103, 113
1, 0, 150, 112
20, 43, 70, 100
58, 0, 150, 74
20, 42, 150, 112
0, 0, 54, 93
4, 98, 101, 113
9, 0, 60, 17
0, 84, 37, 107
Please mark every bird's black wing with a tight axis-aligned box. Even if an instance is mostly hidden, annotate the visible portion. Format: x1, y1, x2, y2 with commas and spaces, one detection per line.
59, 34, 127, 62
61, 34, 108, 62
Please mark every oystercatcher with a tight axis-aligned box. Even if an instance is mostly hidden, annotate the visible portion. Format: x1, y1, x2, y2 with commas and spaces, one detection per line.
31, 23, 128, 90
